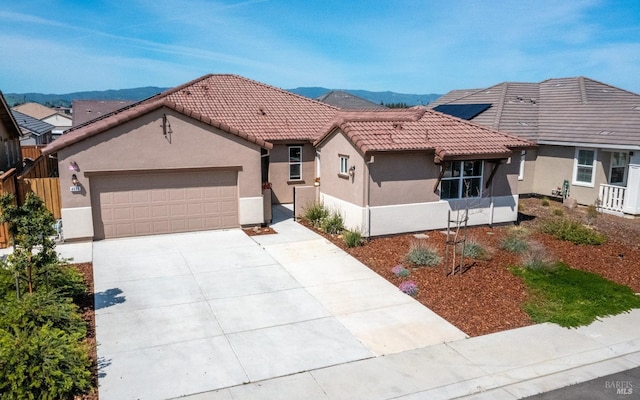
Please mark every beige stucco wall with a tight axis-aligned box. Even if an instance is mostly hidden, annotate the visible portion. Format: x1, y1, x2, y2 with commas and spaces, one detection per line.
518, 149, 537, 195
269, 142, 316, 204
368, 152, 440, 207
317, 131, 366, 207
531, 145, 605, 205
58, 106, 263, 214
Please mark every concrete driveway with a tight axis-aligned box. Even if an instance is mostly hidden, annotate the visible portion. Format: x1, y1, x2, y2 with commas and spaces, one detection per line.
93, 211, 466, 399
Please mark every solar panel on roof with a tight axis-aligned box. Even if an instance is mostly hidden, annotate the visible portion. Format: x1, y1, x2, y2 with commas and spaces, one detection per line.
433, 104, 492, 120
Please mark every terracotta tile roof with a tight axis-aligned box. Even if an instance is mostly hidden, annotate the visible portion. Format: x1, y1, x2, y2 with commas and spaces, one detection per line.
316, 108, 535, 160
44, 74, 339, 155
431, 77, 640, 147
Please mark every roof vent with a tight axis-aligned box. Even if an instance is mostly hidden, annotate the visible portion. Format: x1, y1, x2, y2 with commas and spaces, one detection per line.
598, 130, 613, 135
634, 106, 640, 111
393, 123, 403, 129
259, 108, 267, 116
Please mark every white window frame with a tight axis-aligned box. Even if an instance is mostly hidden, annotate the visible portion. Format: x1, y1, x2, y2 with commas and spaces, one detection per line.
440, 160, 484, 200
518, 151, 526, 181
608, 151, 628, 186
339, 155, 349, 176
288, 145, 302, 181
572, 148, 597, 187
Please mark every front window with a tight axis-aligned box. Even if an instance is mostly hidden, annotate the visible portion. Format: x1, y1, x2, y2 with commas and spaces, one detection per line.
609, 151, 628, 185
573, 148, 596, 186
339, 155, 349, 175
440, 160, 483, 199
288, 146, 302, 180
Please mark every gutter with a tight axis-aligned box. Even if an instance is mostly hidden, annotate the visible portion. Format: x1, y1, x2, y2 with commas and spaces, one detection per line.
537, 140, 640, 151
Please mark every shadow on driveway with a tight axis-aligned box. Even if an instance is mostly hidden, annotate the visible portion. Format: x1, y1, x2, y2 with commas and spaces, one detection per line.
95, 288, 126, 310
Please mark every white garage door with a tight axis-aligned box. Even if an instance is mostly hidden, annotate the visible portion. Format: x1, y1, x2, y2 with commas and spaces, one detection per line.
91, 170, 238, 239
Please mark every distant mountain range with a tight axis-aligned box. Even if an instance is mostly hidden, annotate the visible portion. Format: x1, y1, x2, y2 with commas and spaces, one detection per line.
288, 87, 442, 106
4, 86, 441, 108
4, 87, 169, 107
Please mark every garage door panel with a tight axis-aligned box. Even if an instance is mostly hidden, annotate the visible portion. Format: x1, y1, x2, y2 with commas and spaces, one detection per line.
91, 171, 239, 239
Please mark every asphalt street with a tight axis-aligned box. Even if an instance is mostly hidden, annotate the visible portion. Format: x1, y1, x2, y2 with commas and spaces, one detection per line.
525, 367, 639, 399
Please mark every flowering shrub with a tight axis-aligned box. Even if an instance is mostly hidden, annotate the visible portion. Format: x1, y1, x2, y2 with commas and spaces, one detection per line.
391, 264, 410, 278
398, 280, 418, 297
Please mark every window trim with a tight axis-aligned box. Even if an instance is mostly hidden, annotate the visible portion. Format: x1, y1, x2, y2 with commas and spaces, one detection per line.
339, 154, 349, 176
440, 160, 484, 200
288, 145, 302, 181
572, 148, 597, 187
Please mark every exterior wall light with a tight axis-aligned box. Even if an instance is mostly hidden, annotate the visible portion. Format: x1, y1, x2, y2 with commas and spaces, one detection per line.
71, 174, 79, 186
348, 165, 356, 177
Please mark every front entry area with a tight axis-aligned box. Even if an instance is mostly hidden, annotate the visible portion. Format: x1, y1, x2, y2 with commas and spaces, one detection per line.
90, 170, 238, 239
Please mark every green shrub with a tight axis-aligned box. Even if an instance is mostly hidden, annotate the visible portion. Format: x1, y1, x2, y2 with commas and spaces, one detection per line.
460, 239, 490, 260
303, 201, 329, 227
552, 208, 564, 216
540, 218, 606, 245
41, 263, 87, 302
0, 324, 91, 399
541, 197, 550, 207
406, 240, 441, 266
0, 290, 91, 399
320, 211, 344, 234
343, 229, 364, 248
501, 236, 529, 254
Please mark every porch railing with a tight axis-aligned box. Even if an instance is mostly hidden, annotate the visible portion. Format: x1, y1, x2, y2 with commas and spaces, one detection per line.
598, 184, 626, 213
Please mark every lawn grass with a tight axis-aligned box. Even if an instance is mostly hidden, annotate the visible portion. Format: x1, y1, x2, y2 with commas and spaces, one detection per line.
512, 263, 640, 327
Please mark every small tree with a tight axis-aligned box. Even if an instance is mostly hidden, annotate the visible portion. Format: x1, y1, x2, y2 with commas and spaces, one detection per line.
0, 193, 57, 297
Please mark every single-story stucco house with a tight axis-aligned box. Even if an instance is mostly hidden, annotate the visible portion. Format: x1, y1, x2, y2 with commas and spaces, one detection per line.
43, 74, 338, 240
314, 108, 535, 236
43, 74, 534, 241
430, 77, 640, 216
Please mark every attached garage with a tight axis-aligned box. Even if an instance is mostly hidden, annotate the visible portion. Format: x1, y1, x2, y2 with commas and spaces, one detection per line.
90, 169, 238, 239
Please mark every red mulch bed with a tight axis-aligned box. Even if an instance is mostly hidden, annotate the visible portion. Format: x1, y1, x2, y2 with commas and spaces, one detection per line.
306, 197, 640, 337
74, 262, 99, 400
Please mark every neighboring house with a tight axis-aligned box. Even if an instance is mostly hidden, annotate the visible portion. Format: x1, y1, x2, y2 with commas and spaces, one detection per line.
11, 110, 55, 146
0, 92, 23, 172
43, 74, 338, 240
13, 102, 72, 138
430, 77, 640, 215
314, 108, 535, 236
72, 100, 135, 127
316, 90, 386, 109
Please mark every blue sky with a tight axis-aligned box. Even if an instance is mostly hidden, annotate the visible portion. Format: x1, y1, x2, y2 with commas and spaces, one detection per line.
1, 0, 639, 95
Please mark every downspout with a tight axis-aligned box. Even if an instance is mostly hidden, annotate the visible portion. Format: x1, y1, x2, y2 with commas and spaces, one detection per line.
365, 156, 371, 237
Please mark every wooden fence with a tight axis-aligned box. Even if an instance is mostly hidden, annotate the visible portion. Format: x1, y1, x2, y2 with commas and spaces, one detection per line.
0, 149, 61, 248
21, 145, 44, 161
